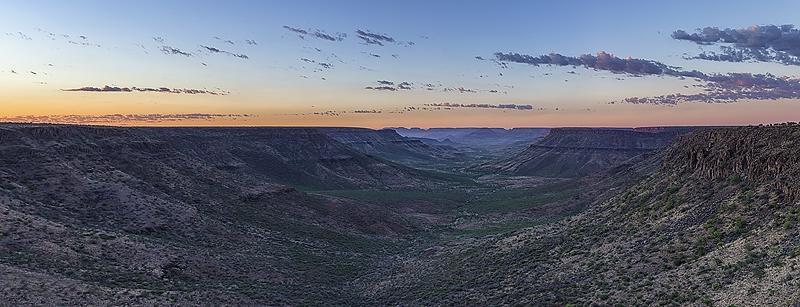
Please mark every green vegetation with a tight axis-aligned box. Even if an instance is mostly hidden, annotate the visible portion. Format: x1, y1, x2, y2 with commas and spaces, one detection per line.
312, 188, 471, 208
461, 185, 578, 213
447, 219, 547, 237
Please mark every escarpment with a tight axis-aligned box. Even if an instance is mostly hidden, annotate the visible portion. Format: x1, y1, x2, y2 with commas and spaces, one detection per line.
663, 124, 800, 202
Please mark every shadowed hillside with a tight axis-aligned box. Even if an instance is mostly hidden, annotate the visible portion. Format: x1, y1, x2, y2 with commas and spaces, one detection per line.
361, 124, 800, 305
476, 127, 698, 177
0, 124, 450, 304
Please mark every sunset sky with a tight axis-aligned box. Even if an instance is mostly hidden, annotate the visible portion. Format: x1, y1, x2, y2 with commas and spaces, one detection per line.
2, 0, 800, 128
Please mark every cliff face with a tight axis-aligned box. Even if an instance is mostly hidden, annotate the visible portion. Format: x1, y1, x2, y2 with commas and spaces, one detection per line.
480, 127, 692, 177
663, 124, 800, 202
537, 128, 678, 149
321, 128, 461, 163
393, 127, 549, 149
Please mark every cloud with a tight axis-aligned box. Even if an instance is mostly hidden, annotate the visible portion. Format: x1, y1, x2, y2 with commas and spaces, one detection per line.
200, 45, 249, 59
213, 36, 235, 45
312, 31, 346, 42
160, 46, 193, 57
365, 80, 413, 91
299, 58, 333, 70
283, 26, 308, 35
673, 25, 800, 66
494, 51, 691, 76
62, 85, 228, 95
421, 83, 441, 91
352, 110, 382, 114
0, 113, 254, 124
365, 86, 397, 91
619, 73, 800, 105
355, 29, 395, 46
426, 102, 533, 110
497, 50, 800, 105
444, 87, 478, 93
287, 110, 341, 117
283, 25, 346, 41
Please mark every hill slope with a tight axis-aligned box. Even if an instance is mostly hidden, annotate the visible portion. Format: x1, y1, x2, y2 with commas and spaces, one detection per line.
361, 124, 800, 305
0, 124, 443, 304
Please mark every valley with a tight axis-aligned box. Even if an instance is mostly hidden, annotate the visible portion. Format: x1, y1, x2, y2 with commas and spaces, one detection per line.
1, 123, 799, 305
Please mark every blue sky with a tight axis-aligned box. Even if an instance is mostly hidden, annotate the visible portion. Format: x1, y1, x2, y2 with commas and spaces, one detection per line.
1, 0, 800, 127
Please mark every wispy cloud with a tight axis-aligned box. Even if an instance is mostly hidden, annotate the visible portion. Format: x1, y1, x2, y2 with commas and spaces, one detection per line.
299, 58, 333, 70
62, 85, 228, 95
427, 102, 534, 110
355, 29, 395, 46
160, 46, 193, 57
354, 29, 413, 47
619, 73, 800, 105
200, 45, 249, 59
365, 86, 397, 91
283, 25, 346, 41
364, 80, 413, 91
494, 51, 701, 77
0, 113, 254, 124
497, 50, 800, 105
673, 24, 800, 66
443, 87, 478, 93
352, 109, 382, 114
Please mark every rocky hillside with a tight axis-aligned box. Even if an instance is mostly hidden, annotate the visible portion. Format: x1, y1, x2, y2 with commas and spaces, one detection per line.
0, 123, 444, 304
0, 125, 445, 189
5, 123, 798, 306
664, 125, 800, 202
362, 124, 800, 305
478, 127, 695, 177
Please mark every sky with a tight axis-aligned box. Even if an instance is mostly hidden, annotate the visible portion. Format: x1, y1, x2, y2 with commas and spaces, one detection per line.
1, 0, 800, 128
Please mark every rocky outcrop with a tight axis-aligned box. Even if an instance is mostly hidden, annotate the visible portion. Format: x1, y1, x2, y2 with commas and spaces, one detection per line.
478, 127, 695, 177
663, 124, 800, 202
0, 123, 428, 305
